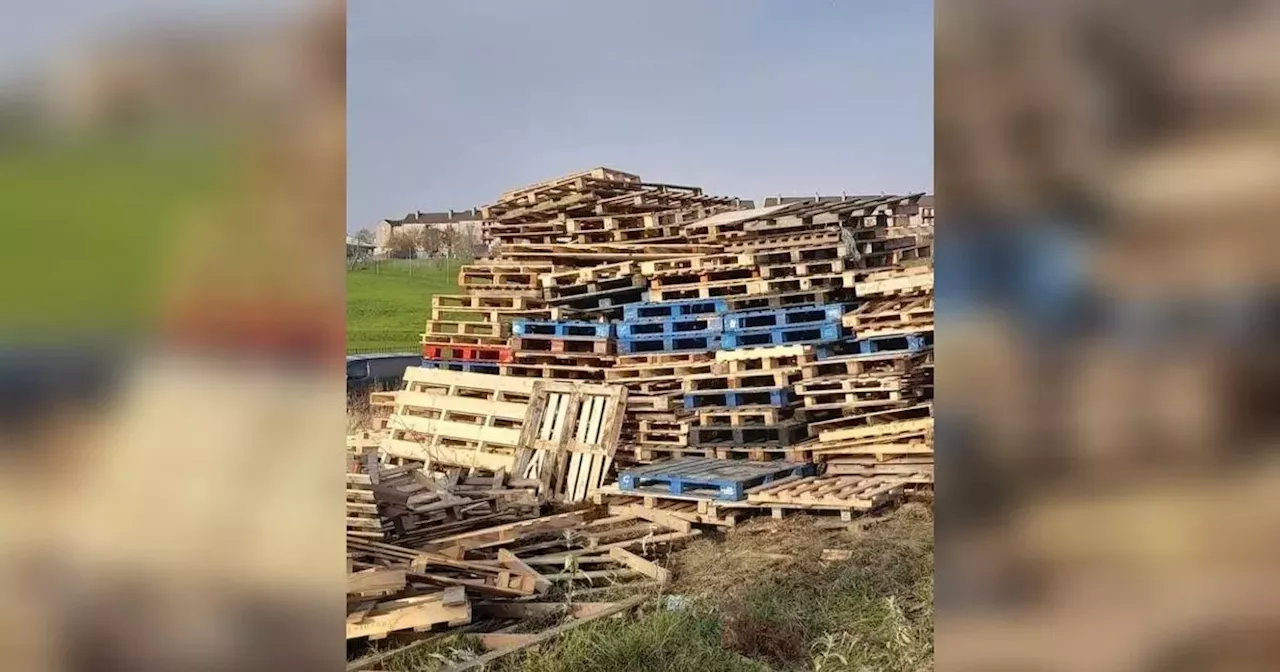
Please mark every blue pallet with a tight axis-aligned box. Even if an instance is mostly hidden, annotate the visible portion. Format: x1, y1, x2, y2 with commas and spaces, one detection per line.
419, 358, 500, 374
616, 315, 724, 338
683, 387, 794, 409
618, 332, 721, 355
512, 319, 613, 339
720, 322, 844, 349
623, 298, 729, 321
723, 303, 847, 331
618, 456, 814, 501
855, 331, 933, 354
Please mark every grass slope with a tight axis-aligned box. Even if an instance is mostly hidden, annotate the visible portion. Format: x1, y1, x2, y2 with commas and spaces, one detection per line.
346, 260, 461, 353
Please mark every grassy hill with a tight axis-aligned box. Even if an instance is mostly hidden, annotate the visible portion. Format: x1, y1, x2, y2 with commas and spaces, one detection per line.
346, 259, 461, 353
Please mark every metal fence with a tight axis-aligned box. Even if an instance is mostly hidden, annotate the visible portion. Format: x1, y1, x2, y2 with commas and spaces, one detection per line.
346, 256, 469, 277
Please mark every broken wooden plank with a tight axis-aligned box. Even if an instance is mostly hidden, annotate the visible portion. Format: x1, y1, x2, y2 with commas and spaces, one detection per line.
608, 547, 670, 586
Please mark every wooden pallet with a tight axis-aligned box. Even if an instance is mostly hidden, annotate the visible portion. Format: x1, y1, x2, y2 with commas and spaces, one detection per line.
625, 390, 684, 412
722, 229, 843, 252
841, 296, 934, 336
805, 431, 934, 459
747, 271, 858, 294
793, 375, 915, 410
508, 351, 614, 368
810, 403, 934, 443
799, 349, 930, 379
713, 344, 810, 373
750, 242, 851, 266
347, 472, 384, 539
638, 252, 755, 276
647, 265, 759, 290
511, 335, 615, 356
853, 265, 933, 296
694, 406, 800, 426
422, 319, 510, 344
499, 363, 605, 382
647, 277, 756, 302
499, 242, 724, 263
400, 367, 537, 402
856, 243, 932, 270
539, 260, 640, 289
346, 590, 471, 640
603, 358, 716, 384
744, 474, 907, 512
682, 369, 803, 392
757, 257, 852, 279
380, 370, 627, 503
381, 391, 528, 471
721, 289, 848, 312
433, 294, 547, 311
591, 486, 743, 527
458, 261, 554, 291
614, 351, 717, 368
617, 457, 812, 501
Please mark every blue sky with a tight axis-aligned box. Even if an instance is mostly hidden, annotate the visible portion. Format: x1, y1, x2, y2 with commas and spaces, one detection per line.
347, 0, 933, 231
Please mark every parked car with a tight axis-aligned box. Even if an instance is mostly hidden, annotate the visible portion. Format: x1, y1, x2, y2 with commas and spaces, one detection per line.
346, 353, 421, 401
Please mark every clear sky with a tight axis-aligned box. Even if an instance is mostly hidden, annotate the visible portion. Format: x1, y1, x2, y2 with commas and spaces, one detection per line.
348, 0, 934, 232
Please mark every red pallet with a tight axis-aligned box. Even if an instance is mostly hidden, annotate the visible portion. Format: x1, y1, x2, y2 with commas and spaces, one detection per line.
421, 342, 514, 362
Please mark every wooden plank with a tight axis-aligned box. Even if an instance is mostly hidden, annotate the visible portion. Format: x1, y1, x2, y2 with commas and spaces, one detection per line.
439, 595, 650, 672
498, 548, 551, 594
381, 439, 516, 471
395, 391, 528, 421
346, 568, 406, 596
403, 367, 539, 394
608, 547, 670, 586
603, 503, 692, 533
420, 511, 591, 552
387, 415, 523, 448
346, 593, 471, 641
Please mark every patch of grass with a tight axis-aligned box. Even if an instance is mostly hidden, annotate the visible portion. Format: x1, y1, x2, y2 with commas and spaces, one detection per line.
674, 505, 934, 671
346, 260, 461, 353
497, 607, 770, 672
367, 635, 487, 671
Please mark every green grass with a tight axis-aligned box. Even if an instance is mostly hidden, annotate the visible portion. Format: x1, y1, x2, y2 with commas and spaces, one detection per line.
0, 136, 232, 337
370, 506, 934, 672
346, 260, 462, 353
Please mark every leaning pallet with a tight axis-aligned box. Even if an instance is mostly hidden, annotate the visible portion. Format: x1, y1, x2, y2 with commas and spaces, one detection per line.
380, 368, 627, 502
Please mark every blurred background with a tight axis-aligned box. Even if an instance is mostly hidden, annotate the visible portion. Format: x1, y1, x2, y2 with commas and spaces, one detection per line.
936, 0, 1280, 670
5, 0, 1280, 669
0, 0, 345, 670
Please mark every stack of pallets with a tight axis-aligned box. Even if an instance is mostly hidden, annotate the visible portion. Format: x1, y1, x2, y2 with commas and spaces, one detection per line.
409, 168, 934, 521
504, 318, 615, 380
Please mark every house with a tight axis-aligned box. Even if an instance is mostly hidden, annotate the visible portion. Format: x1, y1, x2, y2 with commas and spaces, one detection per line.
373, 209, 485, 256
346, 235, 375, 259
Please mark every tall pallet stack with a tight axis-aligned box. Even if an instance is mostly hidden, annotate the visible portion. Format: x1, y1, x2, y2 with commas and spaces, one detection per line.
450, 168, 934, 515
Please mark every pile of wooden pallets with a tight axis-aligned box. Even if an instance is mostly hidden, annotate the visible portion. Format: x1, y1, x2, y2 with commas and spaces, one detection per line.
345, 454, 696, 666
347, 505, 692, 652
346, 171, 935, 664
395, 167, 934, 521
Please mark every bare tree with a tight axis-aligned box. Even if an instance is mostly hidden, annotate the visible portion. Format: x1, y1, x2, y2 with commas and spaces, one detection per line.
438, 227, 463, 259
385, 231, 418, 259
416, 227, 446, 257
353, 228, 375, 245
